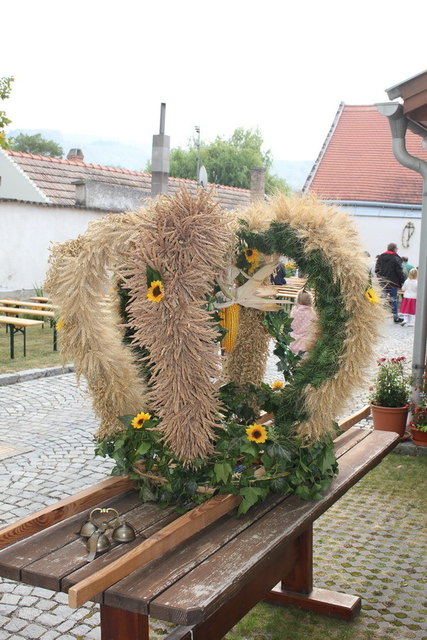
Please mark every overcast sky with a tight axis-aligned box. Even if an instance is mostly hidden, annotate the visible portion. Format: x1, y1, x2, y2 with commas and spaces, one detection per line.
2, 0, 426, 162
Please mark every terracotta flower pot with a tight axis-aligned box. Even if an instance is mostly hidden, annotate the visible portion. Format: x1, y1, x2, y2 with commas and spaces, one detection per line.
409, 426, 427, 446
370, 405, 408, 438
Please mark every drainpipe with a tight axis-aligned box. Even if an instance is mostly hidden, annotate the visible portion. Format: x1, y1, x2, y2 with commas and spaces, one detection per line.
376, 102, 427, 397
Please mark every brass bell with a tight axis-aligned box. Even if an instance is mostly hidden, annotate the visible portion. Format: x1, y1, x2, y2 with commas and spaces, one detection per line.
86, 523, 111, 556
112, 518, 136, 543
79, 519, 98, 538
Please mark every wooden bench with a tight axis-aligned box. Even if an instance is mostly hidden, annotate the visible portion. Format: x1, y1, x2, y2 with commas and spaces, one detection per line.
28, 296, 50, 303
0, 315, 44, 358
0, 411, 397, 640
0, 299, 57, 310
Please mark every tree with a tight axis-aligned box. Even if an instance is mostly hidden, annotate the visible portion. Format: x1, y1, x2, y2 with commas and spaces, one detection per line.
146, 127, 290, 195
0, 76, 14, 150
11, 133, 63, 158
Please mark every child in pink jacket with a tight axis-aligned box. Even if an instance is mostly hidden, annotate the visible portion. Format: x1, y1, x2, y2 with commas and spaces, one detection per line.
289, 291, 316, 355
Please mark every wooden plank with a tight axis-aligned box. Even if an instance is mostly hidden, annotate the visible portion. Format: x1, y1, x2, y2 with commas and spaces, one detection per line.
101, 494, 285, 614
0, 476, 134, 549
21, 499, 176, 591
68, 493, 241, 608
0, 490, 140, 582
0, 299, 56, 309
0, 315, 44, 327
267, 586, 361, 620
149, 430, 398, 624
338, 406, 371, 431
163, 542, 298, 639
0, 307, 54, 318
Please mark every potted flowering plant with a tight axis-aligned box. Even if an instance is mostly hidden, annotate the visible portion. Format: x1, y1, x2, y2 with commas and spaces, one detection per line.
408, 388, 427, 446
369, 357, 411, 437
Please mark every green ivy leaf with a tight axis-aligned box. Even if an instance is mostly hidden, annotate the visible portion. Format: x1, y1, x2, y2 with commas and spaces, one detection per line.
237, 486, 265, 515
136, 441, 151, 457
146, 265, 162, 287
214, 462, 233, 484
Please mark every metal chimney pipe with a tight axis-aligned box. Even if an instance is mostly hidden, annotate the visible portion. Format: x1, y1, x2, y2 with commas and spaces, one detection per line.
151, 103, 170, 197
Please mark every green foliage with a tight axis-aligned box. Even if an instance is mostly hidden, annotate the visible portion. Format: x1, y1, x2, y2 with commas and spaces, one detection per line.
95, 411, 337, 515
0, 76, 14, 149
164, 127, 290, 195
10, 132, 63, 157
369, 357, 411, 408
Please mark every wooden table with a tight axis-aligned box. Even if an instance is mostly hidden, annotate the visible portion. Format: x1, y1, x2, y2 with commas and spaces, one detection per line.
0, 315, 44, 358
0, 425, 398, 640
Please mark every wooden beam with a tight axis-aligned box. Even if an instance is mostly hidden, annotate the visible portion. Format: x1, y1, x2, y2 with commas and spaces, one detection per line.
0, 476, 134, 549
338, 406, 370, 431
68, 493, 241, 609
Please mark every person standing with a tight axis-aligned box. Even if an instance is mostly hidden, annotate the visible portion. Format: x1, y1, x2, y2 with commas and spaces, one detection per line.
375, 242, 406, 323
289, 290, 316, 355
400, 268, 418, 326
401, 256, 415, 278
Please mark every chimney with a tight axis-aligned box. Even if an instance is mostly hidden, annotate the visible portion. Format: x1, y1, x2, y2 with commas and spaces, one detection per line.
250, 167, 265, 202
67, 148, 84, 163
151, 103, 170, 196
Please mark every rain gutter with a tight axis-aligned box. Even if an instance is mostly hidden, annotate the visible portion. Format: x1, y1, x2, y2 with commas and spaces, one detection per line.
376, 102, 427, 395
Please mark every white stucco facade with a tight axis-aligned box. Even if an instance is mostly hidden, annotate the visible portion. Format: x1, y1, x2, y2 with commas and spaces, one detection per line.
0, 201, 105, 293
336, 202, 422, 267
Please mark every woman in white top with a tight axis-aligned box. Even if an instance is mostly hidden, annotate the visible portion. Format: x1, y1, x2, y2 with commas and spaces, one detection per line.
400, 268, 417, 326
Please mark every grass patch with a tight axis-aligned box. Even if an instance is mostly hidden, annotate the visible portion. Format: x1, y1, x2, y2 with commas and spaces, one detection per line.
0, 322, 63, 373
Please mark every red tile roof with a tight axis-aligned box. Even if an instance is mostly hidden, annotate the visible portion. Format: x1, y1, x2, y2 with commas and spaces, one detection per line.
5, 151, 251, 210
304, 104, 427, 205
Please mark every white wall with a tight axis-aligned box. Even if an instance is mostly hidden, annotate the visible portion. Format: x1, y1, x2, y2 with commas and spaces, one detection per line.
340, 204, 422, 267
1, 199, 423, 293
0, 201, 104, 292
0, 149, 48, 203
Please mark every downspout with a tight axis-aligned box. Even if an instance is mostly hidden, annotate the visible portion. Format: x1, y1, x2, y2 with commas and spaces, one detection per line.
376, 102, 427, 397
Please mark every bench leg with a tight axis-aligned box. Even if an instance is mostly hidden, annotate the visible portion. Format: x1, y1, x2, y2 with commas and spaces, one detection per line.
100, 604, 149, 640
265, 525, 361, 620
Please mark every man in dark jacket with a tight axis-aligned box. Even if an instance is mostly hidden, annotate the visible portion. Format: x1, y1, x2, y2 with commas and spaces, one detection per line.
375, 242, 406, 323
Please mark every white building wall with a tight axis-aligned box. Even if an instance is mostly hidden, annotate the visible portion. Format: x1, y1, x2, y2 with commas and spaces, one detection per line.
0, 201, 104, 293
338, 203, 422, 267
0, 149, 48, 203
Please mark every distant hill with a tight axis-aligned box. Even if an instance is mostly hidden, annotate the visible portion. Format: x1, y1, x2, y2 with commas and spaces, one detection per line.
9, 129, 313, 190
272, 159, 314, 191
9, 129, 152, 172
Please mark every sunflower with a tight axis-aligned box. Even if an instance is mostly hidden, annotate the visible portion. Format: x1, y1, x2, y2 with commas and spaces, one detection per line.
244, 248, 260, 264
147, 280, 164, 303
245, 423, 268, 444
365, 287, 379, 304
132, 412, 152, 429
272, 380, 284, 389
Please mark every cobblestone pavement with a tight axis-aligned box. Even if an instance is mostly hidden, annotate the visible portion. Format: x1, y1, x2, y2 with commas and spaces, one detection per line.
0, 318, 426, 639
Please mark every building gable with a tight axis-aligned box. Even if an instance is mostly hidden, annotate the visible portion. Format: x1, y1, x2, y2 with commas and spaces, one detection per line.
304, 104, 427, 205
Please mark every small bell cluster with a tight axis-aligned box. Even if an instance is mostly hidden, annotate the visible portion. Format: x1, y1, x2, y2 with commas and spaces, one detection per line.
79, 507, 136, 561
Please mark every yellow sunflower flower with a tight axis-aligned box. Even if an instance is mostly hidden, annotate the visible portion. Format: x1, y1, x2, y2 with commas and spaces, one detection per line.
132, 412, 152, 429
246, 423, 268, 444
244, 248, 260, 264
272, 380, 284, 390
365, 287, 379, 304
147, 280, 164, 303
